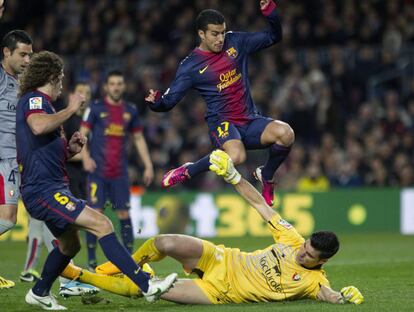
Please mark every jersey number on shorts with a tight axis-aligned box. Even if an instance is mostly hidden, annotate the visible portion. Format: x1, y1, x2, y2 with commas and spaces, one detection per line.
217, 121, 229, 138
54, 192, 70, 205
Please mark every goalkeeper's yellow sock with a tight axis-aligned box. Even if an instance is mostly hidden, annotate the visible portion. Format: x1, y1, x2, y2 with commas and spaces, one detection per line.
95, 261, 121, 275
95, 237, 165, 275
132, 237, 166, 264
79, 270, 139, 297
61, 263, 82, 280
78, 263, 155, 297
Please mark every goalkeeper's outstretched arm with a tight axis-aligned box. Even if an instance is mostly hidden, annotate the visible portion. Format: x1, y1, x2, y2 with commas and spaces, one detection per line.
209, 150, 276, 222
317, 285, 364, 304
234, 178, 276, 222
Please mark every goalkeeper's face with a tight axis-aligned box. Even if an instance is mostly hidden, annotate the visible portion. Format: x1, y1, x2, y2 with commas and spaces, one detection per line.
105, 75, 126, 102
198, 23, 226, 53
296, 239, 327, 269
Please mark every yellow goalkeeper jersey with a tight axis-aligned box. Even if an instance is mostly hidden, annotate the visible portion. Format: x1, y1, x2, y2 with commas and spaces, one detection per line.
195, 214, 330, 303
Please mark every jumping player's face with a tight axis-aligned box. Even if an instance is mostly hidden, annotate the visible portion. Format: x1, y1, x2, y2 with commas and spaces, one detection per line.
3, 42, 33, 76
199, 23, 226, 53
295, 240, 327, 269
105, 75, 125, 102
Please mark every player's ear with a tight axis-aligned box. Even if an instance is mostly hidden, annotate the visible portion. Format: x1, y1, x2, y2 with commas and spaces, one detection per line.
198, 29, 205, 41
2, 46, 11, 58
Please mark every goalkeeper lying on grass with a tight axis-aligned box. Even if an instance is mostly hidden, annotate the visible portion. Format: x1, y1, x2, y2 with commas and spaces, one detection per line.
62, 150, 364, 305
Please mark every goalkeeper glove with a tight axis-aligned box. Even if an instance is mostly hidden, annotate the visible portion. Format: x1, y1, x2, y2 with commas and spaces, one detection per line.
209, 150, 241, 185
340, 286, 364, 304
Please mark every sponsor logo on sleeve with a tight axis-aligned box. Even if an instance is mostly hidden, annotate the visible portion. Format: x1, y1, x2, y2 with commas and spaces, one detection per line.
292, 272, 301, 281
29, 97, 43, 110
278, 218, 293, 229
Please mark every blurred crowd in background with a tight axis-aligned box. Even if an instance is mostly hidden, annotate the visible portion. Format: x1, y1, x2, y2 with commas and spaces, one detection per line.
2, 0, 414, 191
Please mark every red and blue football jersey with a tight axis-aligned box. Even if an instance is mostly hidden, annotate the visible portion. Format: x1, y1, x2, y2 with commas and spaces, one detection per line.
81, 98, 143, 178
16, 90, 69, 199
150, 4, 282, 126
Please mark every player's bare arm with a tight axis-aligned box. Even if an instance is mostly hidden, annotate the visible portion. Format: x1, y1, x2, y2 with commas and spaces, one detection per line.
27, 93, 85, 135
234, 178, 276, 222
133, 131, 154, 186
209, 150, 277, 221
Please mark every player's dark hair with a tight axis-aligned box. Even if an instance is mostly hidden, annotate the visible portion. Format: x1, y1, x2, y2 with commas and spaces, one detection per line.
19, 51, 63, 96
1, 30, 32, 58
196, 9, 225, 32
310, 231, 339, 259
106, 69, 124, 83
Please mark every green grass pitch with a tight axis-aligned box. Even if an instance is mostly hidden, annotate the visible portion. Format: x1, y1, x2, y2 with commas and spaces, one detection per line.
1, 233, 414, 311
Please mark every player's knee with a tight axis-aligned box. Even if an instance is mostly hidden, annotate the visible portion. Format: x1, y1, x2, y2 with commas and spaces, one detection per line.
93, 215, 114, 238
0, 205, 18, 225
227, 150, 246, 165
285, 123, 295, 145
277, 122, 295, 146
155, 235, 179, 254
9, 214, 17, 225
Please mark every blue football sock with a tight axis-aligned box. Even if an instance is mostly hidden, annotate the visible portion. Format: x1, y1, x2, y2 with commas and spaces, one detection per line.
99, 232, 150, 292
120, 218, 133, 253
262, 144, 291, 181
187, 154, 211, 177
86, 231, 97, 267
32, 247, 72, 297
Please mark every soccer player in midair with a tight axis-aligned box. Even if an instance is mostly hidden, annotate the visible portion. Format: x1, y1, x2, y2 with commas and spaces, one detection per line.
145, 0, 294, 207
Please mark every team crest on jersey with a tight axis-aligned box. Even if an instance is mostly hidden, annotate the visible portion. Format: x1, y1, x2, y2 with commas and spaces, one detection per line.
292, 273, 301, 281
278, 218, 293, 229
29, 97, 43, 110
100, 112, 108, 118
123, 112, 131, 122
226, 47, 238, 58
9, 189, 16, 197
65, 201, 76, 211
